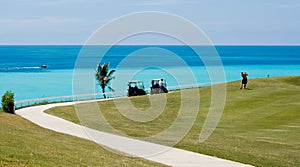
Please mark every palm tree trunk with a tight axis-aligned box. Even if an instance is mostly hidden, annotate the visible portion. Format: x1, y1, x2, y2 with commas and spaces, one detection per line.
101, 85, 106, 98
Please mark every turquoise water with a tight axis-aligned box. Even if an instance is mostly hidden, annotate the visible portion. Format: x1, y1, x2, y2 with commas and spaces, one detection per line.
1, 70, 73, 101
1, 65, 299, 103
0, 45, 299, 102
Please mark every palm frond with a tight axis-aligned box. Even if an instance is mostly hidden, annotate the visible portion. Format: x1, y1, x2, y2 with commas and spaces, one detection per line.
107, 85, 115, 92
107, 69, 116, 78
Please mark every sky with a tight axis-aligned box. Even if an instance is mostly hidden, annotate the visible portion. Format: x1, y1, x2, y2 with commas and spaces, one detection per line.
0, 0, 300, 45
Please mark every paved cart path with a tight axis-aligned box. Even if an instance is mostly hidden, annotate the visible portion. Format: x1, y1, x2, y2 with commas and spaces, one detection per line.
16, 102, 253, 167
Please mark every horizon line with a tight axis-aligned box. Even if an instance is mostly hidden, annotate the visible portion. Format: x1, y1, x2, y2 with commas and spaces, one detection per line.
0, 43, 300, 46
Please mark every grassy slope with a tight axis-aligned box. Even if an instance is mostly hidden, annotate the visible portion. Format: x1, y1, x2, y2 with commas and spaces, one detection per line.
0, 110, 166, 166
46, 76, 300, 167
177, 76, 300, 167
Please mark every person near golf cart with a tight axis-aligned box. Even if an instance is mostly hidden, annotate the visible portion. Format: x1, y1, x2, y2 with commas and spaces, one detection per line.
151, 78, 168, 94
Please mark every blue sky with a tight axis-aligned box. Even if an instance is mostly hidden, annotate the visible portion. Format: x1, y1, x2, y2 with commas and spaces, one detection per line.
1, 0, 300, 45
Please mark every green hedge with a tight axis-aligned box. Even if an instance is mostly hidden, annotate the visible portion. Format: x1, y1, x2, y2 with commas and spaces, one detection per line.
2, 91, 15, 114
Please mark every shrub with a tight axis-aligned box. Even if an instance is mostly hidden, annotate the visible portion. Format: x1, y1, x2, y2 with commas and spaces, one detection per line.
1, 91, 15, 114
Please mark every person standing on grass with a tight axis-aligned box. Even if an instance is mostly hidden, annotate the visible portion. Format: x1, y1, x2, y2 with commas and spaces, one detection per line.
240, 72, 248, 89
159, 79, 164, 88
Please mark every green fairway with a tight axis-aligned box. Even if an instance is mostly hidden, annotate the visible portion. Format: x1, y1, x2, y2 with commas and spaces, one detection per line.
0, 110, 166, 166
46, 76, 300, 167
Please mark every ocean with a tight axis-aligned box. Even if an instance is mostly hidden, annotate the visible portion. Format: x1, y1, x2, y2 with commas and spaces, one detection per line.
0, 45, 299, 103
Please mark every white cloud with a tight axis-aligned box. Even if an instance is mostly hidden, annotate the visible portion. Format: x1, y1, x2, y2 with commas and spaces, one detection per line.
0, 16, 86, 44
0, 16, 82, 42
0, 17, 80, 28
23, 17, 79, 25
10, 0, 92, 6
272, 3, 300, 9
129, 0, 197, 6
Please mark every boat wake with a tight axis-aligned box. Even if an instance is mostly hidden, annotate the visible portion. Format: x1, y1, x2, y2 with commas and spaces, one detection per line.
0, 66, 49, 72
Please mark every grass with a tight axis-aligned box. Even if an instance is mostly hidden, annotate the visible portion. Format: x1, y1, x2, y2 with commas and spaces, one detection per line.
46, 76, 300, 167
0, 109, 167, 166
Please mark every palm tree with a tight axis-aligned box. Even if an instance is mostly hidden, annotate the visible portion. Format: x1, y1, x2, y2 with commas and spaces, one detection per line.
95, 63, 116, 98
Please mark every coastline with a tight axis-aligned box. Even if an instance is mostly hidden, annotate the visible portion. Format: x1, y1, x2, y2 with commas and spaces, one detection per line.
13, 75, 299, 109
1, 64, 298, 103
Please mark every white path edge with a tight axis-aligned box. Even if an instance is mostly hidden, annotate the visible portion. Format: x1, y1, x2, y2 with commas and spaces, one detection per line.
16, 101, 254, 167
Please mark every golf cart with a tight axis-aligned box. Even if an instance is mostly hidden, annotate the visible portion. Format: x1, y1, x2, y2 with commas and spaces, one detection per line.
128, 80, 147, 97
150, 78, 168, 94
